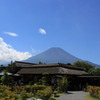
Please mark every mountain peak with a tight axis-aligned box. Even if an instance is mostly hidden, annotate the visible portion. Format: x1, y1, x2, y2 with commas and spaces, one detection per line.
47, 47, 65, 52
49, 47, 63, 49
24, 47, 100, 68
24, 47, 81, 64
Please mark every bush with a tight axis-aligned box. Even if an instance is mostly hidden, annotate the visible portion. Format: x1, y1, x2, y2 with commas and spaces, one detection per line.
31, 85, 46, 94
24, 85, 32, 93
0, 85, 11, 91
57, 76, 68, 93
48, 98, 56, 100
0, 89, 17, 100
87, 86, 100, 99
40, 72, 50, 85
20, 90, 28, 100
1, 70, 9, 85
0, 85, 49, 100
11, 86, 24, 94
36, 86, 52, 100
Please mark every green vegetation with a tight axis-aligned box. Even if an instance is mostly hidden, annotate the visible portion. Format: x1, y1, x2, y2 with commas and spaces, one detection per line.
39, 72, 50, 85
87, 86, 100, 99
57, 76, 68, 93
0, 73, 68, 100
0, 85, 53, 100
85, 94, 99, 100
73, 61, 95, 72
0, 64, 70, 100
36, 86, 52, 100
38, 61, 46, 64
0, 62, 20, 74
74, 61, 100, 75
88, 68, 100, 75
1, 70, 9, 85
66, 63, 71, 65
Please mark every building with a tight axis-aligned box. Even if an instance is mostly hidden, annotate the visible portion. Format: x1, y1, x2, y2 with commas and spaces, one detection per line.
14, 61, 89, 90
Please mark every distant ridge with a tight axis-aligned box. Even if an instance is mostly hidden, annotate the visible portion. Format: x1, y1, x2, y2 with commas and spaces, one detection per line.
24, 47, 100, 68
24, 47, 81, 64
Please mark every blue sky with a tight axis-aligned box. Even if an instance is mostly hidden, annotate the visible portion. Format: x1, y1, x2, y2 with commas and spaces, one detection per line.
0, 0, 100, 64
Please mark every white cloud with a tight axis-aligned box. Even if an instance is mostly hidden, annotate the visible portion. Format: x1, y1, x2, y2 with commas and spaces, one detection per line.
0, 37, 32, 63
3, 32, 18, 37
39, 28, 46, 34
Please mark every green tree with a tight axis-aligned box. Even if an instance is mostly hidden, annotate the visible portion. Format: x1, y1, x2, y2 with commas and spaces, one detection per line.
57, 76, 69, 93
38, 61, 43, 64
38, 61, 46, 64
1, 70, 9, 85
88, 68, 100, 75
6, 62, 18, 74
66, 63, 71, 65
73, 61, 95, 72
96, 68, 100, 75
39, 72, 50, 85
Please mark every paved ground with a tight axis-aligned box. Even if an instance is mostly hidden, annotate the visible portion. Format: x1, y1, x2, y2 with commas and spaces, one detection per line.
58, 91, 88, 100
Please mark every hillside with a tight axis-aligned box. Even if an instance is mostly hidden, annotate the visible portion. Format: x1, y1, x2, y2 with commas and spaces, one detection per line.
24, 47, 100, 68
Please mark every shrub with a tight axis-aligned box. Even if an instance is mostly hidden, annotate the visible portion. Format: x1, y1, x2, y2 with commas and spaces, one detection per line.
11, 86, 24, 94
0, 85, 11, 91
1, 70, 9, 85
24, 85, 46, 94
38, 72, 50, 85
31, 85, 46, 94
0, 85, 49, 100
20, 90, 28, 100
27, 92, 34, 98
0, 89, 17, 100
48, 98, 56, 100
24, 85, 32, 93
36, 86, 52, 100
87, 86, 100, 99
57, 76, 68, 93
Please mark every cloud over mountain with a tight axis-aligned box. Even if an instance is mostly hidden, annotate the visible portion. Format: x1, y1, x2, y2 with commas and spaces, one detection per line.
0, 37, 32, 64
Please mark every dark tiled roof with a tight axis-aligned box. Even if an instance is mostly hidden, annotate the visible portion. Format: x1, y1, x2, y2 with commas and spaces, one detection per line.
78, 75, 100, 78
15, 61, 83, 70
15, 61, 36, 65
17, 67, 87, 75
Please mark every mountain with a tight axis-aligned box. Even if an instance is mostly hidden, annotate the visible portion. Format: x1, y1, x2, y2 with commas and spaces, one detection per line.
24, 47, 100, 68
24, 47, 81, 63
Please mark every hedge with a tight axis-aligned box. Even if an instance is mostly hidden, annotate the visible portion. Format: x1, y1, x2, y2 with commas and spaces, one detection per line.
87, 86, 100, 99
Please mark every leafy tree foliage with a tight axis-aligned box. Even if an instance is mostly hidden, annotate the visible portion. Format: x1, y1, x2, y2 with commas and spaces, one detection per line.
6, 62, 20, 74
1, 70, 9, 85
38, 61, 43, 64
39, 72, 50, 85
88, 68, 100, 75
73, 61, 95, 72
0, 61, 19, 74
38, 61, 46, 64
66, 63, 72, 65
57, 76, 68, 93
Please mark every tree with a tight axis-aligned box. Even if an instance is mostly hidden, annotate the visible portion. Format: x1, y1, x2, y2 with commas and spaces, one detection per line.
1, 70, 9, 85
66, 63, 71, 65
38, 61, 46, 64
57, 76, 69, 93
6, 62, 18, 74
96, 68, 100, 75
38, 61, 43, 64
39, 72, 50, 85
73, 61, 95, 72
88, 68, 100, 75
